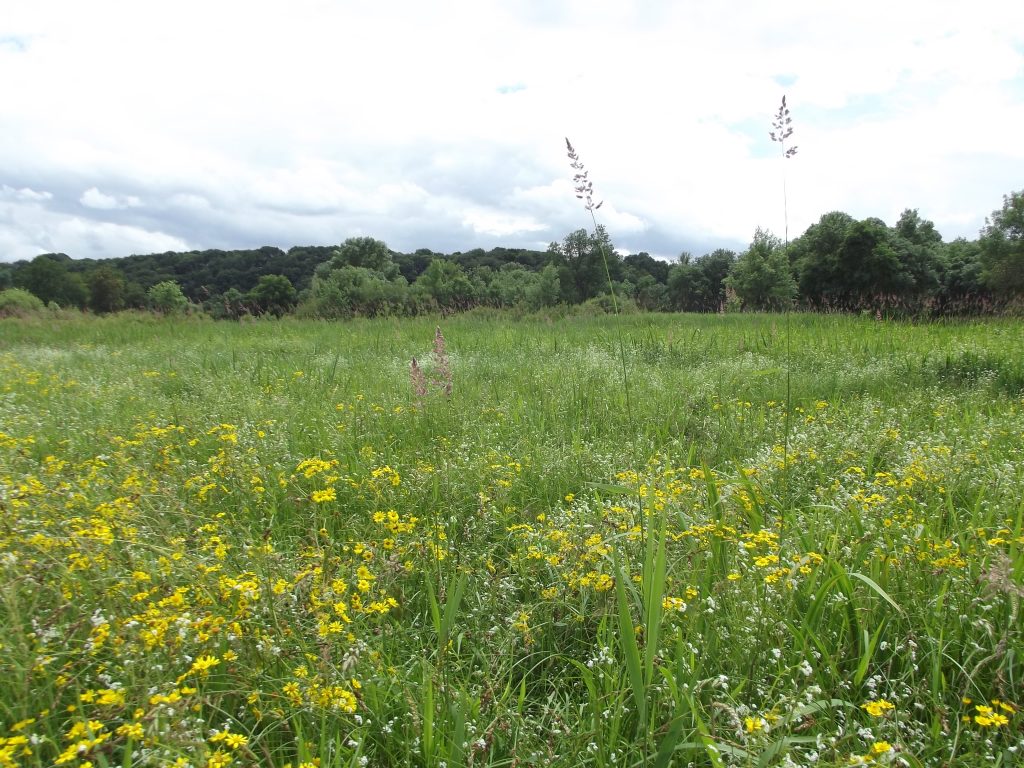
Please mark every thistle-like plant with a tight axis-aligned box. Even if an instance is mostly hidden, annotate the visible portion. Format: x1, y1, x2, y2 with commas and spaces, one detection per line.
409, 326, 452, 406
430, 326, 452, 397
409, 357, 427, 406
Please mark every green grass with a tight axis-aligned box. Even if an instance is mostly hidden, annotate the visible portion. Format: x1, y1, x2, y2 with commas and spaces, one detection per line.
0, 311, 1022, 767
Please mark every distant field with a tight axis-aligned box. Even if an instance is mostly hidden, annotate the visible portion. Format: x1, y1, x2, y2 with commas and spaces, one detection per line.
1, 312, 1022, 767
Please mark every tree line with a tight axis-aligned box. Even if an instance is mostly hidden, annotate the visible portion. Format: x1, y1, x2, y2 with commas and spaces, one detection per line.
1, 190, 1022, 318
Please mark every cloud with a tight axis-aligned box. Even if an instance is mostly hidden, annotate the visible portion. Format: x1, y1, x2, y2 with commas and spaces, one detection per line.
460, 208, 547, 238
1, 184, 188, 261
0, 35, 30, 52
80, 187, 143, 210
2, 185, 52, 202
1, 0, 1022, 263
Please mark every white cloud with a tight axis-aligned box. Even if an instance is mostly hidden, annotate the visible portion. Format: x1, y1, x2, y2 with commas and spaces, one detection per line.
1, 185, 52, 202
1, 192, 188, 261
461, 208, 547, 238
80, 187, 143, 210
1, 0, 1023, 262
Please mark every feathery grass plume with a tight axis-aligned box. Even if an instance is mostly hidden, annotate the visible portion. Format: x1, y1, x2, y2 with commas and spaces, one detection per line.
566, 138, 603, 213
565, 139, 669, 760
431, 326, 452, 397
565, 139, 618, 317
770, 95, 798, 532
409, 357, 427, 405
410, 328, 452, 403
769, 95, 798, 246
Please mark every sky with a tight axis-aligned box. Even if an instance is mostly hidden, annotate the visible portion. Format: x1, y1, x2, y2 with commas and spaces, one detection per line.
2, 0, 1023, 265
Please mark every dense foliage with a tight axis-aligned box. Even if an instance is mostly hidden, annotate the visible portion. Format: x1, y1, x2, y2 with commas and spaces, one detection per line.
3, 190, 1023, 317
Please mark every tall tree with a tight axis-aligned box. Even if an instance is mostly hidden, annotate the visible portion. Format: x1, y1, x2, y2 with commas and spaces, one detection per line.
248, 274, 297, 316
301, 267, 408, 318
725, 229, 796, 310
322, 237, 400, 279
547, 226, 622, 303
87, 266, 126, 314
623, 252, 670, 284
413, 259, 478, 311
15, 254, 87, 308
934, 238, 986, 312
667, 249, 738, 312
303, 237, 409, 318
978, 190, 1024, 295
892, 209, 942, 297
792, 212, 942, 307
837, 218, 911, 300
790, 211, 856, 303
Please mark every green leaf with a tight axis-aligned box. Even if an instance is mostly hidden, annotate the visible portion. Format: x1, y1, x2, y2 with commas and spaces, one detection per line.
614, 557, 646, 723
652, 714, 687, 768
850, 571, 905, 615
584, 481, 637, 496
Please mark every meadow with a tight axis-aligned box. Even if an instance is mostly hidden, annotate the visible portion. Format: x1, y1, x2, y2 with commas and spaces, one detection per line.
0, 311, 1021, 767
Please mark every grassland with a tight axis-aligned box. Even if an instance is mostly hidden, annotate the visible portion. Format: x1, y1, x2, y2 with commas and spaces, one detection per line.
1, 311, 1022, 767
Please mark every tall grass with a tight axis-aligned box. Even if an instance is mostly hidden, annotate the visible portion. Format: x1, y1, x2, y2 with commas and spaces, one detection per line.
0, 312, 1022, 767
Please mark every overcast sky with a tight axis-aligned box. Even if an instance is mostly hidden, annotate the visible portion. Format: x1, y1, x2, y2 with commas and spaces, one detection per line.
2, 0, 1022, 264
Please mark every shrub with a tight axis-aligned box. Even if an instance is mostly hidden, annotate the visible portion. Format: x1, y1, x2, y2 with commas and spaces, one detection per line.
147, 281, 189, 315
0, 287, 45, 317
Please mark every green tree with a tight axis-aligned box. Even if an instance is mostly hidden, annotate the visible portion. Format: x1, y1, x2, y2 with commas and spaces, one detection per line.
207, 288, 248, 320
666, 253, 699, 311
789, 211, 856, 303
547, 226, 622, 303
148, 280, 189, 315
630, 273, 668, 311
413, 259, 478, 311
892, 209, 942, 298
248, 274, 297, 316
487, 264, 539, 308
838, 218, 913, 301
322, 237, 400, 279
123, 281, 148, 309
978, 190, 1024, 295
667, 249, 737, 312
725, 228, 796, 310
623, 252, 670, 285
697, 249, 739, 311
527, 264, 562, 310
933, 238, 986, 312
792, 210, 946, 308
15, 254, 88, 308
300, 266, 408, 318
302, 237, 410, 318
87, 266, 126, 314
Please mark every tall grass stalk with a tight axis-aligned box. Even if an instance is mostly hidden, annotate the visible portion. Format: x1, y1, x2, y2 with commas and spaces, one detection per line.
565, 139, 636, 459
566, 139, 679, 760
771, 95, 799, 529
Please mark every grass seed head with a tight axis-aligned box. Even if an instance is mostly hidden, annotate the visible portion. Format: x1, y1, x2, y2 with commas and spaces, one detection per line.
770, 95, 798, 158
565, 138, 603, 212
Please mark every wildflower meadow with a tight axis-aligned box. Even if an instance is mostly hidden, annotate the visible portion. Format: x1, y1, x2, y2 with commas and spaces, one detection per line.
0, 311, 1022, 767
